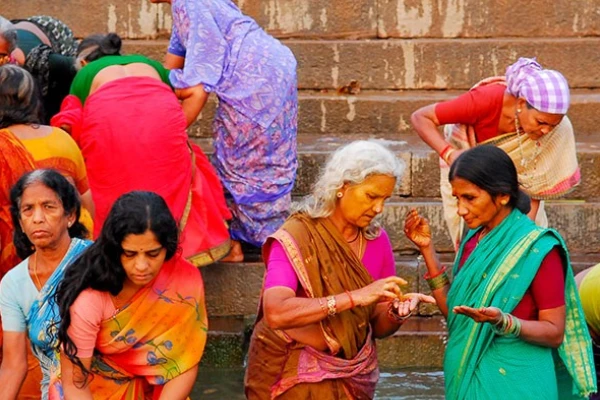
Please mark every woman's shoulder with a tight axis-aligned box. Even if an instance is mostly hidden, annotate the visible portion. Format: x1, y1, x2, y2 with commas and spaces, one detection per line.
0, 258, 30, 287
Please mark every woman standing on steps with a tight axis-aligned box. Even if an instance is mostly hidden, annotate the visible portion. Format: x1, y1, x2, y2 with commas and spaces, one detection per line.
55, 191, 207, 400
51, 32, 232, 267
404, 145, 595, 400
245, 141, 435, 399
0, 170, 91, 400
149, 0, 299, 262
411, 57, 579, 249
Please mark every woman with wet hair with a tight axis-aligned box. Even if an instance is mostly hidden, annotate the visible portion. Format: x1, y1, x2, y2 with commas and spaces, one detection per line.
404, 146, 595, 399
52, 33, 232, 266
55, 191, 206, 399
0, 169, 90, 400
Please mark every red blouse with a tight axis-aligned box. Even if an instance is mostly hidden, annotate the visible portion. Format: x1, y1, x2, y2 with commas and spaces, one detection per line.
458, 232, 566, 320
435, 84, 506, 143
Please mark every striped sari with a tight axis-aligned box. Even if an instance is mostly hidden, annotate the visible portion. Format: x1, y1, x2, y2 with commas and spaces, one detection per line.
445, 210, 596, 399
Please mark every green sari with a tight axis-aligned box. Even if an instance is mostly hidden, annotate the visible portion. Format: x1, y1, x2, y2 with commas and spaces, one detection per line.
445, 210, 596, 399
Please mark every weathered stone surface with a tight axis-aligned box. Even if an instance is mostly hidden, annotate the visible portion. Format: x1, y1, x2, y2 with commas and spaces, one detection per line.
202, 262, 263, 317
123, 39, 600, 90
376, 317, 447, 368
7, 0, 598, 40
1, 1, 170, 39
377, 0, 600, 38
237, 0, 378, 39
287, 38, 600, 90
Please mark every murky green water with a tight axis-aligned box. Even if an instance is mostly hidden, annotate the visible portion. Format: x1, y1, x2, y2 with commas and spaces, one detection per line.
192, 368, 445, 399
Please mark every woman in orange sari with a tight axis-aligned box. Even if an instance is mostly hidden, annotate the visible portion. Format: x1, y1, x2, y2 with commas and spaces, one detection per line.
245, 141, 435, 399
54, 191, 207, 400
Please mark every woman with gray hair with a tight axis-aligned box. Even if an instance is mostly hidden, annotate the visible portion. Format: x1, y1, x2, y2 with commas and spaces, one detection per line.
0, 15, 77, 122
245, 140, 435, 399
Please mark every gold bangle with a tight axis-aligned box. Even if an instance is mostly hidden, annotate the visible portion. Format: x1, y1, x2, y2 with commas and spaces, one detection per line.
326, 295, 337, 317
443, 148, 455, 164
317, 297, 328, 316
427, 272, 450, 291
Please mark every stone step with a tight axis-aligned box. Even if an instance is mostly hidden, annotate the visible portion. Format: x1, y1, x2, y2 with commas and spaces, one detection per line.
181, 90, 600, 141
191, 134, 600, 201
122, 38, 600, 90
202, 255, 598, 319
201, 316, 448, 369
4, 0, 599, 39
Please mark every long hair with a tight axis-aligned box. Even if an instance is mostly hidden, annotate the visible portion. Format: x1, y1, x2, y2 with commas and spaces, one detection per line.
75, 32, 122, 70
0, 64, 43, 128
55, 191, 179, 383
10, 169, 88, 259
293, 140, 406, 238
449, 145, 531, 214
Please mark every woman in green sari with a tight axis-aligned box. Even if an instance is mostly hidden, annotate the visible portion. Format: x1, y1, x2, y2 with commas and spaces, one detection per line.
404, 145, 596, 399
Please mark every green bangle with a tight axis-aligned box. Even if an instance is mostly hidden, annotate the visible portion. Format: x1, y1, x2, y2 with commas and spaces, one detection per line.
427, 272, 450, 291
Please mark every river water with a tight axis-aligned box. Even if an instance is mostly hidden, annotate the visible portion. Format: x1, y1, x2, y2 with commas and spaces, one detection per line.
192, 368, 445, 399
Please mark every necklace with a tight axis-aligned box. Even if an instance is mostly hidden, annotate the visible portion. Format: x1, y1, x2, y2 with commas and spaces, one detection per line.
31, 253, 43, 289
358, 231, 364, 258
347, 229, 361, 243
476, 228, 490, 246
514, 111, 542, 174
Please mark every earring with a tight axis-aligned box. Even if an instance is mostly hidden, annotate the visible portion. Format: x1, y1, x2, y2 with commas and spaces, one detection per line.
500, 200, 508, 206
68, 222, 73, 227
517, 109, 522, 113
337, 192, 343, 198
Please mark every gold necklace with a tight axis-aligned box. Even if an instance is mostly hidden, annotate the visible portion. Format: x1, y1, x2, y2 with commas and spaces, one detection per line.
32, 253, 43, 289
358, 231, 363, 258
476, 228, 490, 246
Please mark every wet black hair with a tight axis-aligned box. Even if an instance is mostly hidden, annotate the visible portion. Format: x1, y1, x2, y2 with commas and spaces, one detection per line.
55, 191, 179, 385
449, 145, 531, 214
76, 32, 122, 63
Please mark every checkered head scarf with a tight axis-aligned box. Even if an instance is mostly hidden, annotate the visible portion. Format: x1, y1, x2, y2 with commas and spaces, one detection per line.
505, 57, 570, 114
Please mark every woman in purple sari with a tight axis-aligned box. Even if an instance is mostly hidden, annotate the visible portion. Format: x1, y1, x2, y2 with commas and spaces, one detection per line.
150, 0, 298, 262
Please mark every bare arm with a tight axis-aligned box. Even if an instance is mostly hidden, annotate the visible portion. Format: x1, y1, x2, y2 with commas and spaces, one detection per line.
263, 276, 406, 330
454, 305, 566, 348
0, 331, 28, 400
175, 85, 209, 128
404, 209, 450, 317
61, 353, 93, 400
158, 364, 198, 400
527, 198, 540, 222
411, 104, 448, 156
80, 190, 95, 218
164, 53, 185, 70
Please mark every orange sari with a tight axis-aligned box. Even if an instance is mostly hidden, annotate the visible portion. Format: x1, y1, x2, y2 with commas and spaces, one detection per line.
245, 214, 379, 399
50, 256, 207, 399
0, 129, 42, 399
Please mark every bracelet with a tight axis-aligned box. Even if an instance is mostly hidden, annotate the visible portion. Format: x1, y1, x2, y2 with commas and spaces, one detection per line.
423, 265, 447, 280
439, 144, 452, 160
491, 311, 522, 337
387, 301, 413, 324
326, 295, 337, 317
345, 290, 355, 308
426, 271, 450, 291
317, 297, 328, 316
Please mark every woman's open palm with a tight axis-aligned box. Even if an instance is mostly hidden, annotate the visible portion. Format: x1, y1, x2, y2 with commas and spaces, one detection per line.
404, 209, 431, 248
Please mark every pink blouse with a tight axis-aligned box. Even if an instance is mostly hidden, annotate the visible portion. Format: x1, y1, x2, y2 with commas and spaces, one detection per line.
264, 228, 396, 293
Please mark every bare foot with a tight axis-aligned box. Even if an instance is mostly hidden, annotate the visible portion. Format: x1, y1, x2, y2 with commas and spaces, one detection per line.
220, 240, 244, 263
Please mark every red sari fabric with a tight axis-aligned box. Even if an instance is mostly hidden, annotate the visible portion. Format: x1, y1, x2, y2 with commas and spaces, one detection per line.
53, 77, 232, 265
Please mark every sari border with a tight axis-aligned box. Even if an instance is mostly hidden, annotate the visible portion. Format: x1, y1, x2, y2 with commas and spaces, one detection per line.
187, 238, 232, 267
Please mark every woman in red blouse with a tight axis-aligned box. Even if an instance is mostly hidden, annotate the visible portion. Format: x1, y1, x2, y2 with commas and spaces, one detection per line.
411, 58, 580, 249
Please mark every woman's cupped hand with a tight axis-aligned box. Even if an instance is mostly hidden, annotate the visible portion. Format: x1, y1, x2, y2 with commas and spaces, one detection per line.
390, 293, 437, 317
453, 305, 502, 324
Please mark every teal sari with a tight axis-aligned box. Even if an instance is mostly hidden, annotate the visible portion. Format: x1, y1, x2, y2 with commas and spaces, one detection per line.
27, 238, 91, 399
445, 210, 596, 399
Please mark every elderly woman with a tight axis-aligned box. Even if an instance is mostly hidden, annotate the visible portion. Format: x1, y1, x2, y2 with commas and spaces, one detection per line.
245, 140, 435, 399
0, 15, 77, 122
0, 65, 94, 246
411, 57, 579, 249
55, 191, 207, 399
0, 170, 91, 400
404, 145, 595, 399
51, 33, 232, 266
148, 0, 298, 262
